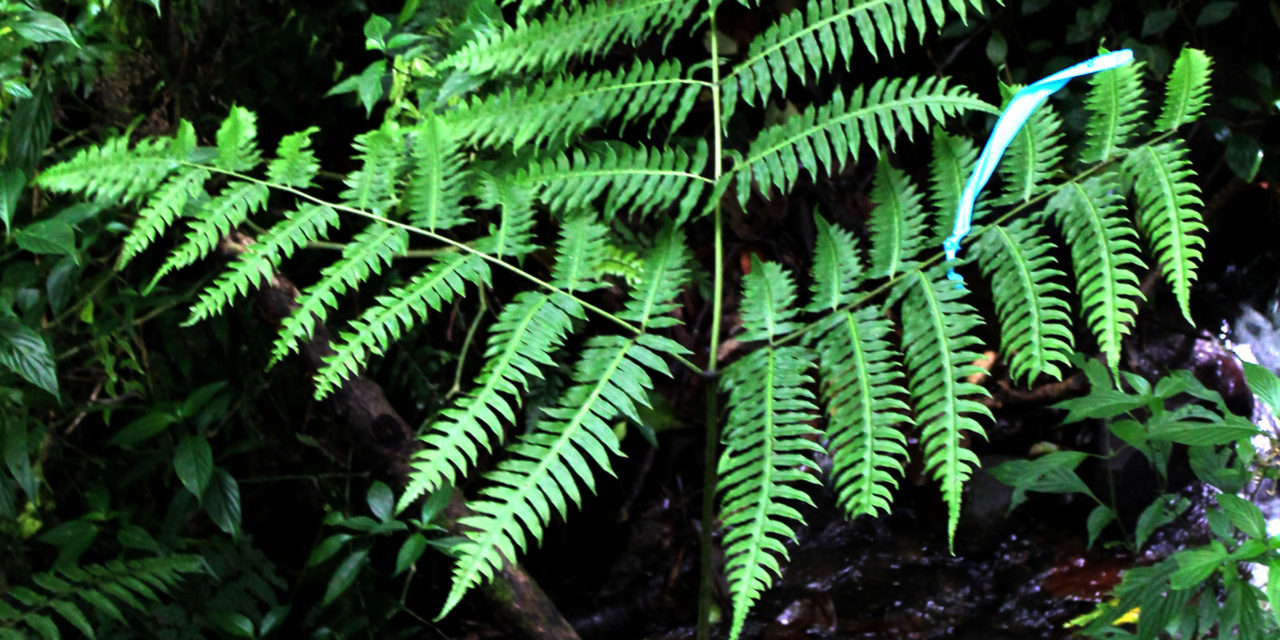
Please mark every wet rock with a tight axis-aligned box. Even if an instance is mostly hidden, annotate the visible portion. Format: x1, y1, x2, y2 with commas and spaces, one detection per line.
762, 594, 836, 639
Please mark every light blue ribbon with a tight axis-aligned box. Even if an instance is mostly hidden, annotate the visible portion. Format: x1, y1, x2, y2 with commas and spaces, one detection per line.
944, 49, 1135, 284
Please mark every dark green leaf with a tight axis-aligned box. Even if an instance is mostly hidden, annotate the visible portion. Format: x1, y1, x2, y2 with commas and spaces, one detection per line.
49, 600, 94, 638
1141, 9, 1177, 35
174, 436, 214, 499
420, 485, 451, 524
259, 605, 290, 636
367, 481, 393, 523
2, 419, 38, 498
307, 533, 354, 567
11, 11, 78, 45
36, 519, 97, 567
202, 467, 241, 537
1196, 1, 1237, 26
209, 611, 255, 638
116, 525, 161, 552
986, 32, 1007, 65
45, 258, 78, 316
1135, 495, 1187, 550
15, 219, 77, 259
1170, 541, 1227, 589
7, 83, 52, 175
1226, 134, 1263, 181
0, 316, 59, 398
23, 613, 58, 640
0, 167, 23, 235
394, 533, 427, 576
1216, 493, 1267, 540
322, 548, 370, 606
1087, 504, 1115, 548
107, 413, 177, 448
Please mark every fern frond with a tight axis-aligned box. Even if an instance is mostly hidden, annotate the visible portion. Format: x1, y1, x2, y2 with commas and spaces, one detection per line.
899, 267, 990, 550
117, 167, 210, 268
314, 254, 491, 399
446, 60, 699, 151
37, 136, 178, 204
807, 214, 864, 312
718, 258, 820, 640
867, 158, 928, 279
340, 123, 407, 216
1156, 47, 1212, 132
406, 116, 471, 232
549, 212, 612, 293
1124, 142, 1206, 323
441, 0, 696, 77
1081, 55, 1147, 164
442, 330, 682, 617
615, 225, 690, 329
270, 224, 409, 365
515, 141, 709, 221
186, 205, 341, 325
972, 220, 1073, 384
1047, 175, 1146, 373
150, 181, 270, 287
0, 555, 204, 636
725, 0, 978, 110
267, 127, 321, 188
996, 87, 1065, 205
928, 130, 978, 244
474, 178, 540, 260
400, 291, 584, 511
735, 76, 994, 204
215, 106, 263, 172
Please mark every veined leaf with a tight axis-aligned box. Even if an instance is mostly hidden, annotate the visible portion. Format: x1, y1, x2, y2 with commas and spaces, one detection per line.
1124, 142, 1206, 323
1156, 47, 1213, 132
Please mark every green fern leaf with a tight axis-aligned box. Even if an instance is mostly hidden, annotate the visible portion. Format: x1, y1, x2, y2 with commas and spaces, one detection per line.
340, 123, 407, 216
270, 223, 409, 365
718, 258, 821, 640
515, 141, 709, 221
400, 291, 584, 511
996, 85, 1065, 205
1156, 47, 1212, 132
867, 158, 929, 279
928, 130, 978, 244
972, 220, 1074, 384
446, 60, 699, 151
149, 181, 270, 288
116, 167, 210, 268
37, 136, 179, 204
215, 106, 262, 172
186, 204, 341, 325
735, 76, 994, 204
1047, 175, 1146, 373
807, 214, 864, 311
725, 0, 978, 111
441, 0, 696, 76
1124, 142, 1206, 323
406, 116, 471, 232
474, 177, 540, 261
615, 225, 690, 329
549, 212, 612, 293
314, 253, 491, 399
1081, 54, 1147, 164
267, 127, 321, 188
900, 267, 990, 550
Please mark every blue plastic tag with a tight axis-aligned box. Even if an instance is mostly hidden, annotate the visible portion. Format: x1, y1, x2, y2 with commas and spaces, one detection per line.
944, 49, 1134, 284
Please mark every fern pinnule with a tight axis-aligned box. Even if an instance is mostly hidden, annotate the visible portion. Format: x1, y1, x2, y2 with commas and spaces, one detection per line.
735, 75, 995, 204
37, 135, 181, 205
399, 291, 584, 512
1124, 142, 1206, 323
996, 89, 1065, 205
718, 258, 821, 640
117, 168, 210, 269
928, 130, 978, 244
440, 0, 697, 77
900, 267, 990, 550
516, 141, 709, 222
972, 219, 1074, 384
1048, 176, 1146, 374
215, 106, 263, 172
615, 226, 690, 329
446, 60, 699, 151
266, 127, 321, 188
549, 212, 612, 293
269, 224, 409, 365
1081, 55, 1147, 164
149, 181, 270, 289
186, 204, 341, 325
313, 253, 491, 399
406, 116, 471, 232
867, 158, 929, 279
340, 124, 407, 216
1156, 47, 1212, 132
474, 178, 540, 260
807, 215, 864, 312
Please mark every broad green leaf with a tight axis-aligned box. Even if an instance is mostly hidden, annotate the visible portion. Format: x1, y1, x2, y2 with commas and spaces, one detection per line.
367, 481, 393, 523
1195, 1, 1236, 26
1086, 504, 1115, 548
1135, 495, 1186, 550
0, 316, 58, 399
307, 533, 355, 567
1216, 493, 1267, 540
203, 467, 242, 536
174, 436, 214, 499
0, 167, 23, 234
108, 413, 177, 448
1170, 541, 1227, 589
323, 548, 370, 606
1147, 414, 1258, 445
394, 533, 427, 576
209, 612, 255, 638
11, 11, 78, 45
1245, 362, 1280, 417
15, 219, 77, 259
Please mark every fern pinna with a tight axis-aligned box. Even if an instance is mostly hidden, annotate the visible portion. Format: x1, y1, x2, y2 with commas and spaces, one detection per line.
38, 0, 1214, 628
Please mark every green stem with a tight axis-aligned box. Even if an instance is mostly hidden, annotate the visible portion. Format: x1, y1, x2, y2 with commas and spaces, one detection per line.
697, 3, 726, 638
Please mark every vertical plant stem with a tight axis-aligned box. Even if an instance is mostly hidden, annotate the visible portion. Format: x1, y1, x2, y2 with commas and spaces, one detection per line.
697, 4, 726, 638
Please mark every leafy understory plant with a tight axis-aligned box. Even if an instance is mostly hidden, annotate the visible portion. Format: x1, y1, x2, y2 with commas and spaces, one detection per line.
35, 0, 1215, 634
